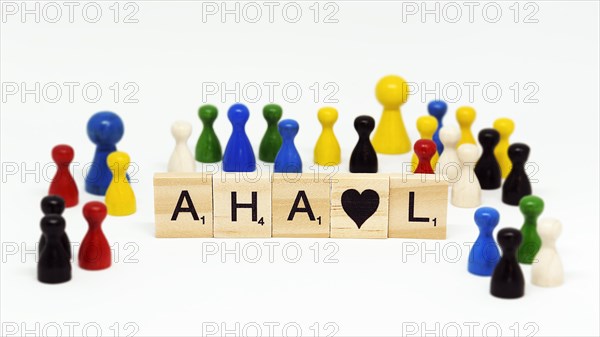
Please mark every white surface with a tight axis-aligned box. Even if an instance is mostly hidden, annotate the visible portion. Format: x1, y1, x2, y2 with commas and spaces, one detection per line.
1, 1, 599, 336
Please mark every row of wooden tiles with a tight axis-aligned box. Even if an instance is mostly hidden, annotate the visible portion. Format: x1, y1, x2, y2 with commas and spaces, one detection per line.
153, 173, 449, 239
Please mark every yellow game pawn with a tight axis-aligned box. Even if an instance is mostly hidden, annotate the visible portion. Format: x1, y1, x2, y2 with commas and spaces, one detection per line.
411, 116, 439, 170
493, 117, 515, 178
372, 75, 411, 154
314, 107, 341, 166
456, 106, 477, 146
105, 151, 136, 216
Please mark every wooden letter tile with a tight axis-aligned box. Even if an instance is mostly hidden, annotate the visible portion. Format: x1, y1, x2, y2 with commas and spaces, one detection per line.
272, 173, 330, 238
389, 174, 448, 239
330, 173, 389, 239
153, 173, 213, 238
213, 173, 271, 238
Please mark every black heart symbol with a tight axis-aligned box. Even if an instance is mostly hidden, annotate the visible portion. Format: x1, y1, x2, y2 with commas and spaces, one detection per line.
341, 189, 380, 229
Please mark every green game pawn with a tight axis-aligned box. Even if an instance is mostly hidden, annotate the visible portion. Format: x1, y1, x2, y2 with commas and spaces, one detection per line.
517, 195, 544, 264
195, 105, 222, 163
258, 104, 283, 162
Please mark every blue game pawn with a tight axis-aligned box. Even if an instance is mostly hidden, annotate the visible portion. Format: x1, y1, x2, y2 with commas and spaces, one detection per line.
428, 100, 447, 154
222, 103, 256, 172
85, 111, 125, 195
468, 207, 501, 276
274, 119, 302, 173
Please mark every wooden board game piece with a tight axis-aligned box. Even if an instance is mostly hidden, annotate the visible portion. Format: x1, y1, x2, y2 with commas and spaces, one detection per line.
388, 174, 448, 239
330, 174, 389, 238
153, 173, 214, 238
213, 172, 271, 238
272, 174, 330, 238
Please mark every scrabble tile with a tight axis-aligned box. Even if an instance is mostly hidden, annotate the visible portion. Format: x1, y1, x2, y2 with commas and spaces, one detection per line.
272, 173, 330, 238
330, 173, 389, 238
153, 173, 213, 238
213, 172, 271, 238
388, 174, 448, 239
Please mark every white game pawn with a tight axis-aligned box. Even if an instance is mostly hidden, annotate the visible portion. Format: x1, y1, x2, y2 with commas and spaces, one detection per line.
436, 126, 461, 182
168, 121, 196, 172
532, 218, 564, 287
451, 144, 481, 208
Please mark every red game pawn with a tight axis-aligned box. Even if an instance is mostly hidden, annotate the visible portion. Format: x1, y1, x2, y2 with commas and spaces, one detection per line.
49, 145, 79, 207
79, 201, 111, 270
413, 139, 436, 174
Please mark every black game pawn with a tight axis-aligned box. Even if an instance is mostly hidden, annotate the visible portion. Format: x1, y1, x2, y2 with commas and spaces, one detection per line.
491, 228, 525, 299
474, 128, 502, 189
350, 116, 378, 173
39, 196, 71, 259
502, 143, 532, 205
38, 215, 72, 284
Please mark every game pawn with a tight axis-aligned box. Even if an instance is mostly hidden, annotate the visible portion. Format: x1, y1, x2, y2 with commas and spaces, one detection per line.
274, 119, 302, 173
411, 116, 439, 170
518, 195, 544, 264
451, 144, 481, 208
79, 201, 112, 270
428, 100, 447, 154
493, 117, 515, 178
436, 126, 461, 182
258, 104, 283, 163
314, 107, 341, 166
39, 196, 71, 259
168, 121, 196, 172
468, 207, 500, 276
456, 106, 476, 147
350, 116, 378, 173
105, 151, 136, 216
38, 215, 72, 284
195, 105, 222, 163
474, 128, 502, 189
491, 228, 525, 299
532, 218, 564, 287
372, 75, 411, 154
413, 139, 436, 174
85, 111, 125, 196
222, 103, 256, 172
49, 145, 78, 207
502, 143, 532, 205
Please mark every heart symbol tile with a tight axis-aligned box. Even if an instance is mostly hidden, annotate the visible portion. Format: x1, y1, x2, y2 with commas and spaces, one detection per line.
341, 189, 380, 229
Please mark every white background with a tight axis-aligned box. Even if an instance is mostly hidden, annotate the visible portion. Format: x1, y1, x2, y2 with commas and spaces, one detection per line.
1, 1, 599, 336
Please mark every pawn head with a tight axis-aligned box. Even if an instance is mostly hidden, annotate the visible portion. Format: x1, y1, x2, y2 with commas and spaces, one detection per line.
107, 151, 131, 173
474, 207, 500, 231
317, 107, 338, 127
456, 106, 476, 126
41, 195, 65, 215
538, 218, 562, 241
171, 121, 192, 140
354, 115, 375, 137
428, 100, 448, 119
40, 214, 65, 238
199, 105, 218, 124
478, 128, 500, 148
278, 119, 299, 139
375, 75, 409, 109
263, 104, 282, 124
414, 139, 436, 160
457, 144, 479, 163
51, 145, 74, 165
227, 103, 250, 126
83, 201, 107, 227
519, 195, 544, 217
493, 118, 515, 138
508, 143, 530, 164
416, 115, 438, 137
87, 111, 124, 146
496, 228, 522, 251
440, 126, 460, 148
